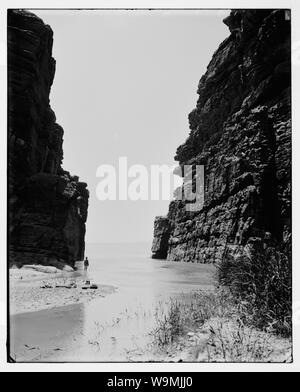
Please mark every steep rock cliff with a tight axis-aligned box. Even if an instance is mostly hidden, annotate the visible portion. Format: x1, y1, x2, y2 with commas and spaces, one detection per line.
8, 10, 89, 267
152, 9, 291, 263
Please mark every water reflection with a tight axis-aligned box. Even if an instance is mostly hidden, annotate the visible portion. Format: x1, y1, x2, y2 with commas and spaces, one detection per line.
10, 244, 215, 362
10, 303, 85, 362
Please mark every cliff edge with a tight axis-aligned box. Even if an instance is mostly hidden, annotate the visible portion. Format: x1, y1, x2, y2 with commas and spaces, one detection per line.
152, 10, 291, 263
8, 10, 89, 267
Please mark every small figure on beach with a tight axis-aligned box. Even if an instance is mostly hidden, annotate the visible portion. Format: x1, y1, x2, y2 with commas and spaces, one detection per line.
84, 256, 89, 271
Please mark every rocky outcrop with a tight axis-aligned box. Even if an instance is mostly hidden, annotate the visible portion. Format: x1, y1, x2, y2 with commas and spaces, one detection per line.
151, 216, 172, 259
152, 10, 291, 263
8, 10, 89, 267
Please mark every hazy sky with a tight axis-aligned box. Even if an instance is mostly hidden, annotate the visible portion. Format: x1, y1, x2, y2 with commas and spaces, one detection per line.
34, 9, 230, 244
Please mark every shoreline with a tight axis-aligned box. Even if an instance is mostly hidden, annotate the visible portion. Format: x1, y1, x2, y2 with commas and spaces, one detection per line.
123, 290, 293, 363
9, 267, 117, 315
9, 263, 292, 363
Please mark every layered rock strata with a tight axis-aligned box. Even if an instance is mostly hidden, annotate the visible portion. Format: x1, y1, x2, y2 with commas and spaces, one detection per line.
152, 10, 291, 263
8, 10, 89, 267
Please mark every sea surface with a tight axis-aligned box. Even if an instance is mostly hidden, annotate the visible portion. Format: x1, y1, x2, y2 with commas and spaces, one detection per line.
10, 242, 216, 362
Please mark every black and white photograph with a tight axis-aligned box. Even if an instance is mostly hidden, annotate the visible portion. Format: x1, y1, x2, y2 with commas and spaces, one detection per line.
2, 0, 299, 373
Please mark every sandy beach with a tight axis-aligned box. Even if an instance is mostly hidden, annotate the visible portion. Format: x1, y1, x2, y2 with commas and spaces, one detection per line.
9, 253, 217, 362
8, 249, 292, 363
9, 266, 116, 315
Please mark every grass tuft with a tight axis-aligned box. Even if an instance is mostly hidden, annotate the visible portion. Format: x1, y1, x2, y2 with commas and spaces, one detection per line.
217, 243, 292, 337
149, 288, 291, 362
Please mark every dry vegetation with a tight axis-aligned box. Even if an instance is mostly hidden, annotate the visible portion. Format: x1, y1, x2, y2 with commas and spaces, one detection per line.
149, 245, 292, 362
149, 289, 292, 362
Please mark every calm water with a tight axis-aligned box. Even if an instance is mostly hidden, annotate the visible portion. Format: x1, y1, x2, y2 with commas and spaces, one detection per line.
10, 243, 216, 362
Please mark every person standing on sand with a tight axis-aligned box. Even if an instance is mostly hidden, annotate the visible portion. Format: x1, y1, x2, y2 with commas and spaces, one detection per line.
84, 256, 89, 271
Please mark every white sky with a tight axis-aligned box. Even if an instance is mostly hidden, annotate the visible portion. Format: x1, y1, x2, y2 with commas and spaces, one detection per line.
33, 9, 230, 244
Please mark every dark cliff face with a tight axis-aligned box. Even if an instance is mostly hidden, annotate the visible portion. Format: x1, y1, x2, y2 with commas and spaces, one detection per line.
8, 10, 89, 267
152, 10, 291, 262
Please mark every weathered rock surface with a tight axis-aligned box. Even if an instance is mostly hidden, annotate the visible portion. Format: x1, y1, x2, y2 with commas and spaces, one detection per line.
151, 216, 173, 259
8, 10, 89, 267
152, 10, 291, 262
